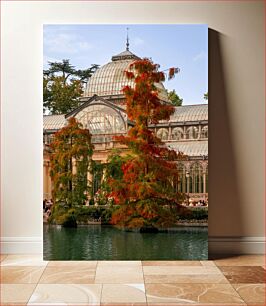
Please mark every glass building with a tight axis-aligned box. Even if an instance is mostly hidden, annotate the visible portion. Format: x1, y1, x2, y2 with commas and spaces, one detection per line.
43, 47, 208, 203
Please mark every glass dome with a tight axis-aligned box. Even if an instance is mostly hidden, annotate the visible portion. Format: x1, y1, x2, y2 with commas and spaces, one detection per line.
84, 49, 169, 102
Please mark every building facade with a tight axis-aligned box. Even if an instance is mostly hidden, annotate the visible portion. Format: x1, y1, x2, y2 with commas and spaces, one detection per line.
43, 48, 208, 203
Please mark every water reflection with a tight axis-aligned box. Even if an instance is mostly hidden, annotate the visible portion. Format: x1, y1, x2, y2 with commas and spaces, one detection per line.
43, 225, 208, 260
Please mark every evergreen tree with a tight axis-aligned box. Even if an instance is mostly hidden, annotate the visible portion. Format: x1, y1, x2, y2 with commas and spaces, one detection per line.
168, 89, 183, 106
43, 60, 99, 114
44, 59, 76, 84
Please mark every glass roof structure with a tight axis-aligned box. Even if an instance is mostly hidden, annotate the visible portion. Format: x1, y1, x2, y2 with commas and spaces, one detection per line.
43, 45, 208, 158
84, 49, 169, 102
169, 104, 208, 122
74, 104, 126, 135
166, 140, 208, 156
84, 59, 135, 97
43, 104, 208, 131
43, 115, 65, 131
43, 103, 208, 157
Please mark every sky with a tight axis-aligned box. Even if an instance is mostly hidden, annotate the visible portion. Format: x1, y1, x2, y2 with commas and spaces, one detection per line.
43, 24, 208, 105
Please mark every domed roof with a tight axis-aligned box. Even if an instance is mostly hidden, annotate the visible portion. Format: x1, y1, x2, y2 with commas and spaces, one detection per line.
84, 49, 169, 102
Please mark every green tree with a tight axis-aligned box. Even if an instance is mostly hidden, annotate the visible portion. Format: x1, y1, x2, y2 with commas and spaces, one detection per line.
43, 59, 99, 114
49, 117, 94, 210
75, 65, 99, 84
167, 89, 183, 106
43, 77, 51, 107
105, 150, 125, 182
204, 92, 208, 101
44, 76, 83, 114
44, 59, 76, 84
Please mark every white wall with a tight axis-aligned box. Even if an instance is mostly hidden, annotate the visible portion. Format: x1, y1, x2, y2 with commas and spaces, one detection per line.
1, 1, 265, 254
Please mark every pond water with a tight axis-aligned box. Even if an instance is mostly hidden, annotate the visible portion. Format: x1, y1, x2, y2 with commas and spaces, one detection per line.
43, 224, 208, 260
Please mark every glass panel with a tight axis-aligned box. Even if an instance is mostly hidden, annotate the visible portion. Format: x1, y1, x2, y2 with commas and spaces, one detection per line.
189, 163, 203, 193
157, 128, 169, 140
201, 126, 208, 139
171, 127, 184, 140
75, 104, 126, 135
187, 126, 198, 139
177, 163, 186, 193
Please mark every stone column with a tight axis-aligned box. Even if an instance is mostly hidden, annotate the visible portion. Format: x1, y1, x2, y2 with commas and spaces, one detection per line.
184, 126, 187, 139
203, 172, 206, 194
102, 167, 107, 181
87, 169, 93, 185
186, 173, 190, 194
72, 158, 77, 175
43, 160, 52, 199
198, 124, 202, 139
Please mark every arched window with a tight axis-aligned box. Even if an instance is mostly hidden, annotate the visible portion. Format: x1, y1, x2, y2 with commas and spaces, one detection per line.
171, 127, 184, 140
186, 126, 198, 139
201, 126, 208, 139
75, 104, 126, 135
189, 163, 204, 193
157, 128, 169, 140
177, 163, 186, 193
92, 162, 103, 195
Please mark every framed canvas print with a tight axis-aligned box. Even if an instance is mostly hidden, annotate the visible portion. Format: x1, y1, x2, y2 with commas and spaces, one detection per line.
43, 24, 208, 260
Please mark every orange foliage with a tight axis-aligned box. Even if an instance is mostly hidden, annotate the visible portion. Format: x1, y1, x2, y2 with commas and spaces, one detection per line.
49, 117, 93, 207
108, 58, 186, 210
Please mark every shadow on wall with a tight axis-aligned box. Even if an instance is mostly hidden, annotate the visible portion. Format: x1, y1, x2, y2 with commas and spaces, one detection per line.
208, 29, 244, 254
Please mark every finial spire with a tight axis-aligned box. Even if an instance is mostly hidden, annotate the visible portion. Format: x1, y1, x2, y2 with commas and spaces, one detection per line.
126, 27, 129, 51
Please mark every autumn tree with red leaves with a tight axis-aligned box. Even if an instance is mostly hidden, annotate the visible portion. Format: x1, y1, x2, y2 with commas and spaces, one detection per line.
108, 58, 186, 228
49, 117, 94, 210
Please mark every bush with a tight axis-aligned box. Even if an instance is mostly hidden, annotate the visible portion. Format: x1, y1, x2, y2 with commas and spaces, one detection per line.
49, 204, 115, 226
49, 202, 207, 228
49, 206, 77, 227
74, 206, 113, 224
178, 208, 208, 220
61, 210, 77, 227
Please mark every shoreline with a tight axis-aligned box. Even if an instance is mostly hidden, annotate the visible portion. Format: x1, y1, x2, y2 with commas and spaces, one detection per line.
43, 221, 208, 228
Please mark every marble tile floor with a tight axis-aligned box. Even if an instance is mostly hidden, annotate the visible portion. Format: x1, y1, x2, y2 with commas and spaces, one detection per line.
0, 255, 265, 306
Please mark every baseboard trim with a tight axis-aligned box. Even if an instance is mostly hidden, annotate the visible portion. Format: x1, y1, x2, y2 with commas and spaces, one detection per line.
1, 236, 265, 255
1, 237, 43, 254
209, 236, 265, 255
